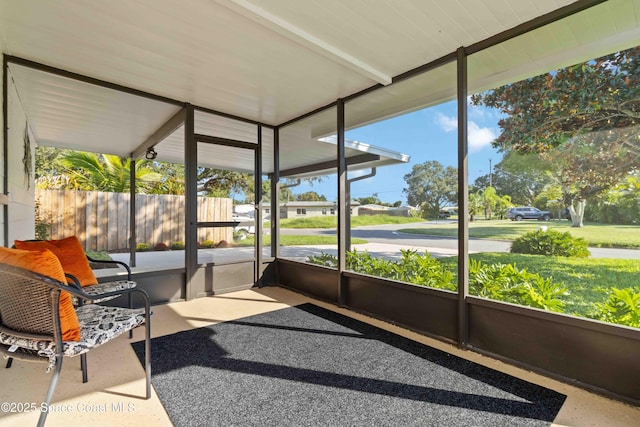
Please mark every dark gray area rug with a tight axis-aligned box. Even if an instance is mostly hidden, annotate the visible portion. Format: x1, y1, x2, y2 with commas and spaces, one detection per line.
132, 303, 565, 426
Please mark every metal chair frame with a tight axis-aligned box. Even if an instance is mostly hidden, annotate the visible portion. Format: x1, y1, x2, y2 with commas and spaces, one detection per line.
6, 247, 138, 380
0, 263, 151, 427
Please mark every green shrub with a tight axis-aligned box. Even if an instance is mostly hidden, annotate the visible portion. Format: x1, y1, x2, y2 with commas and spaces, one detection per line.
309, 249, 455, 291
170, 241, 185, 250
468, 259, 567, 312
85, 249, 113, 261
307, 252, 339, 268
595, 287, 640, 328
393, 249, 455, 290
136, 243, 152, 252
201, 240, 216, 248
511, 229, 589, 257
308, 251, 567, 312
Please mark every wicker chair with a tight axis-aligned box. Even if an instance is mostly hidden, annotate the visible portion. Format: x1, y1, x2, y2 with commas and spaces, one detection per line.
0, 263, 151, 427
5, 250, 139, 381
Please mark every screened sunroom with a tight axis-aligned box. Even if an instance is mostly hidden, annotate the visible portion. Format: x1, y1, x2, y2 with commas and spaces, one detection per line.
1, 1, 639, 424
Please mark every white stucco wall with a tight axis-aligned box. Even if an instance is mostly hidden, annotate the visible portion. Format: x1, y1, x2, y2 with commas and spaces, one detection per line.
6, 68, 36, 243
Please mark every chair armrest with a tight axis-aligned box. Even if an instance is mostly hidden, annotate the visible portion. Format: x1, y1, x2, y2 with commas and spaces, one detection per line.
60, 278, 142, 306
0, 263, 145, 308
81, 281, 137, 304
86, 255, 132, 281
64, 273, 83, 291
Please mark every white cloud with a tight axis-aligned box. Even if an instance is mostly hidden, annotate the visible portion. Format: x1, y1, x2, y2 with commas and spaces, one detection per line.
435, 113, 496, 152
468, 103, 504, 123
468, 102, 489, 121
435, 113, 457, 132
468, 122, 496, 152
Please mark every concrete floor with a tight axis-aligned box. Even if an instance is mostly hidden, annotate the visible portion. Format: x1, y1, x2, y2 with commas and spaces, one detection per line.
1, 287, 638, 427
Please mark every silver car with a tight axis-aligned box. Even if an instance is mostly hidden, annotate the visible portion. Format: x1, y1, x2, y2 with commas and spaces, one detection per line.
506, 207, 552, 221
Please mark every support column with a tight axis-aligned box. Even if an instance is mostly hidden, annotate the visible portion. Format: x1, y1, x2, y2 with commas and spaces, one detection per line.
457, 47, 469, 348
184, 104, 197, 300
337, 99, 347, 306
255, 125, 262, 286
2, 55, 8, 247
271, 128, 280, 258
129, 158, 136, 267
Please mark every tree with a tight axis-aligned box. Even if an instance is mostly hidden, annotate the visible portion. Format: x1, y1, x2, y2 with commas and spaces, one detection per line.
35, 146, 66, 178
480, 186, 499, 220
495, 194, 512, 220
147, 161, 185, 195
534, 184, 564, 218
354, 194, 381, 205
467, 186, 511, 220
588, 171, 640, 224
56, 152, 161, 193
36, 147, 275, 198
35, 146, 74, 190
295, 191, 327, 202
195, 168, 252, 198
468, 192, 483, 222
146, 163, 299, 202
472, 152, 553, 206
277, 182, 295, 203
353, 193, 399, 207
403, 160, 457, 217
471, 46, 640, 227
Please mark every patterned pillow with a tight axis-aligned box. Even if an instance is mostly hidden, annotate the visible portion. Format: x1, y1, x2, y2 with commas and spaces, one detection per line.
0, 247, 81, 341
15, 236, 98, 286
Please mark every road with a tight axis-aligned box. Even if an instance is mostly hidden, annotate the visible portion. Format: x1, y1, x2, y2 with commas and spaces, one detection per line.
281, 221, 640, 259
106, 221, 637, 272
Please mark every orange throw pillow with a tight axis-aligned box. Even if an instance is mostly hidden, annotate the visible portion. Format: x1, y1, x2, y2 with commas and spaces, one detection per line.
15, 236, 98, 287
0, 247, 81, 341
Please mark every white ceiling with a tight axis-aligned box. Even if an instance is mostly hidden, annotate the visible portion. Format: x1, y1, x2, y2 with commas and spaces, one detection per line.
7, 63, 182, 154
1, 0, 581, 125
2, 0, 640, 175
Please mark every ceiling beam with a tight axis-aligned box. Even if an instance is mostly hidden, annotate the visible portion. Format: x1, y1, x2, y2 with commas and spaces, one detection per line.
131, 108, 185, 159
216, 0, 392, 85
194, 133, 258, 150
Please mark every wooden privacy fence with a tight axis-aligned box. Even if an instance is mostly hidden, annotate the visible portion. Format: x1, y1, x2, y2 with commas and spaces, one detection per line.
36, 189, 233, 252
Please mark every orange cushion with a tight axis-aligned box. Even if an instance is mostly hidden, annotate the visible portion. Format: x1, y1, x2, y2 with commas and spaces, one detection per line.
15, 236, 98, 287
0, 247, 81, 341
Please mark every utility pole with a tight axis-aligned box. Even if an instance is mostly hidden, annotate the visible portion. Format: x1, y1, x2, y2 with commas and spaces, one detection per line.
489, 158, 493, 188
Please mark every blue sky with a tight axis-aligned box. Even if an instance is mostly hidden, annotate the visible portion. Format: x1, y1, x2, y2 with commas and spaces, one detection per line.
291, 100, 504, 205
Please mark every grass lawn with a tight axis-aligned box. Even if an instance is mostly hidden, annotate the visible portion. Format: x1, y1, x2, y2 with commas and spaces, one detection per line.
280, 215, 423, 229
235, 235, 368, 247
399, 220, 640, 248
439, 252, 640, 318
